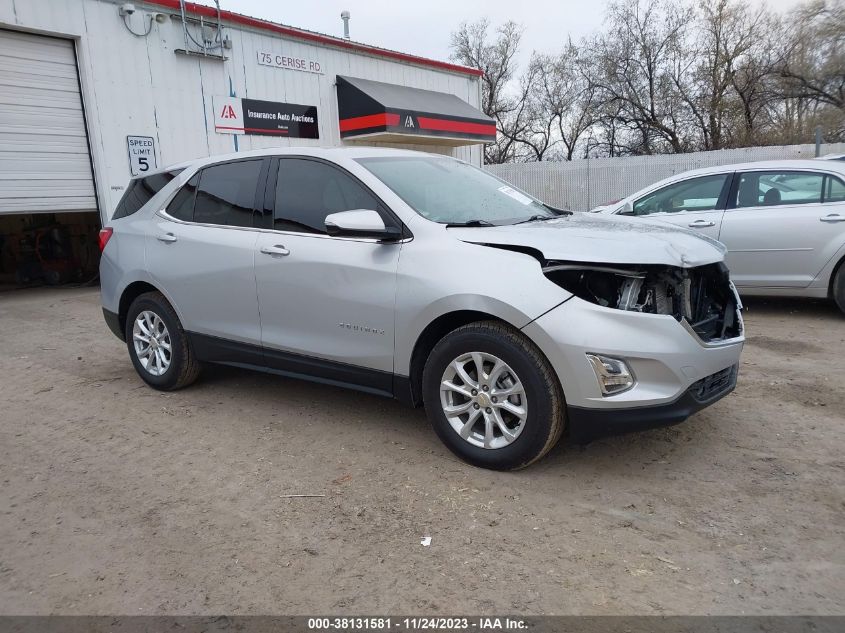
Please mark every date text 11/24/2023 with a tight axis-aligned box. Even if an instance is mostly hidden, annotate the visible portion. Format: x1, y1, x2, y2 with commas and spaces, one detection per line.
306, 617, 528, 630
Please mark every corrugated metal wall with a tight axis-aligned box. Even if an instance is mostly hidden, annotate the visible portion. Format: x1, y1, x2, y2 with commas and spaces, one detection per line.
488, 143, 845, 211
0, 0, 484, 221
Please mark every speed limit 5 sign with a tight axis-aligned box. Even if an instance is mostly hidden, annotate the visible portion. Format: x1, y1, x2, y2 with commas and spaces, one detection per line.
127, 135, 157, 176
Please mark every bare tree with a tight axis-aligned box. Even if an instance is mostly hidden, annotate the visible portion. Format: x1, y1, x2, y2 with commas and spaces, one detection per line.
778, 0, 845, 110
450, 19, 532, 163
531, 44, 597, 160
450, 0, 844, 163
590, 0, 694, 154
677, 0, 775, 149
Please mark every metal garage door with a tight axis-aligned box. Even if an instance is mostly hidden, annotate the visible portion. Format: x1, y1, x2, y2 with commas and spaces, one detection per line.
0, 29, 96, 215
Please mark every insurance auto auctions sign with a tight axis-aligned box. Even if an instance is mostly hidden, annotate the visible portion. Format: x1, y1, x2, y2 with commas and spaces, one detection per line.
213, 95, 319, 139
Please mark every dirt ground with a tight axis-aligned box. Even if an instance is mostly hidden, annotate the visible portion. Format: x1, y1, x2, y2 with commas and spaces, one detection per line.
0, 287, 843, 615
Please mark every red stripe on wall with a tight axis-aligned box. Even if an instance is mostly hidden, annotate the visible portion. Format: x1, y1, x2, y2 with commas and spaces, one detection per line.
417, 117, 496, 137
339, 113, 401, 132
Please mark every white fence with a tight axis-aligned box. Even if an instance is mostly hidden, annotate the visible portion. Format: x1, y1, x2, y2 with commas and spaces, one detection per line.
487, 142, 845, 211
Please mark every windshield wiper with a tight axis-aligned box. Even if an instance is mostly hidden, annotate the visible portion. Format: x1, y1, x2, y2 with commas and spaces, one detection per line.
446, 219, 496, 227
512, 214, 559, 225
545, 204, 573, 215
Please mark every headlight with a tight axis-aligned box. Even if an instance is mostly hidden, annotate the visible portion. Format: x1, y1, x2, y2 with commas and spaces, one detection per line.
586, 353, 635, 395
543, 261, 742, 343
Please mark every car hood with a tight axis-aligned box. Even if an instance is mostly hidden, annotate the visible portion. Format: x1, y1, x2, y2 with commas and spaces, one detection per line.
447, 212, 726, 267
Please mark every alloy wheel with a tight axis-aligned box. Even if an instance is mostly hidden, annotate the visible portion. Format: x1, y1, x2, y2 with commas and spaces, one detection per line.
132, 310, 172, 376
439, 351, 528, 449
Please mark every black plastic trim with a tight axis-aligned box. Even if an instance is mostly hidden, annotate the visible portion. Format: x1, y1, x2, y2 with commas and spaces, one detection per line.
567, 365, 738, 443
103, 308, 123, 341
187, 332, 398, 399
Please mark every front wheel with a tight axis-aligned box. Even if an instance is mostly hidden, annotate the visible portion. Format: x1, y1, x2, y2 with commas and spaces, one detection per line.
422, 321, 565, 470
125, 291, 200, 390
833, 264, 845, 315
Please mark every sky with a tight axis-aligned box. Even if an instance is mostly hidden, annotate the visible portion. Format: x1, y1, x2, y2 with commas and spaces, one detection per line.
203, 0, 808, 69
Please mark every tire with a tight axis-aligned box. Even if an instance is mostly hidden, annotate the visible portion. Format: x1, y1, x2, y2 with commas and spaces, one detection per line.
833, 264, 845, 315
422, 321, 565, 470
125, 291, 200, 390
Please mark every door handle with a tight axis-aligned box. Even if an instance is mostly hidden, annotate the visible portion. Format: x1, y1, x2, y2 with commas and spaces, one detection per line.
260, 244, 290, 257
688, 220, 716, 228
156, 232, 177, 243
820, 214, 845, 223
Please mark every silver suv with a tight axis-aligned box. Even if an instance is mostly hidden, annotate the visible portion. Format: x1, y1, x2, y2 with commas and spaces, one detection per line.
100, 148, 744, 470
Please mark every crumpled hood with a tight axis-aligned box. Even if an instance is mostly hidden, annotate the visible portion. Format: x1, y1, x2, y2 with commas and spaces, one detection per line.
447, 212, 727, 267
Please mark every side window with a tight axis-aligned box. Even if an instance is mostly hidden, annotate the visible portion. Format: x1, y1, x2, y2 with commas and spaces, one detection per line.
274, 158, 381, 234
193, 160, 262, 227
824, 175, 845, 203
113, 169, 182, 219
166, 174, 199, 222
632, 174, 729, 216
734, 171, 824, 208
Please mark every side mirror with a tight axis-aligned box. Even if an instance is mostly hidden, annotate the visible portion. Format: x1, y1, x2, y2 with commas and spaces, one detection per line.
324, 209, 402, 241
617, 201, 635, 216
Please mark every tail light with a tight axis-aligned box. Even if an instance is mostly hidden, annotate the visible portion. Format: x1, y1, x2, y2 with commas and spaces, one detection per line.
98, 227, 114, 253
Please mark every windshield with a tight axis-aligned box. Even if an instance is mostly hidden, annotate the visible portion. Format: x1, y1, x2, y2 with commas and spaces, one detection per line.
356, 156, 560, 225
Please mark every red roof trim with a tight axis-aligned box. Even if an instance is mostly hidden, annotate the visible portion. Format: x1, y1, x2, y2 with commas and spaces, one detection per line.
145, 0, 484, 77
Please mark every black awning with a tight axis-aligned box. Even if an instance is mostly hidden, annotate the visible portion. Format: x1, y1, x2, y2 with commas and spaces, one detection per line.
336, 75, 496, 146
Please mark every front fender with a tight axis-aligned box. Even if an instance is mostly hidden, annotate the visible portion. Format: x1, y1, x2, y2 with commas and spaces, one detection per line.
393, 238, 570, 375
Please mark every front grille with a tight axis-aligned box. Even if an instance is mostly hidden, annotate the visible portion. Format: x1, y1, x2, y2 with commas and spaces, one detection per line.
690, 365, 737, 403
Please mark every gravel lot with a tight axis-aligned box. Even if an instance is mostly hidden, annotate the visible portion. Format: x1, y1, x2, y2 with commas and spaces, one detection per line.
0, 287, 843, 615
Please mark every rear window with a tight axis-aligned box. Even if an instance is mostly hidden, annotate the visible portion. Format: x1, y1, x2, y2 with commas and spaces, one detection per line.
193, 160, 262, 227
112, 169, 183, 219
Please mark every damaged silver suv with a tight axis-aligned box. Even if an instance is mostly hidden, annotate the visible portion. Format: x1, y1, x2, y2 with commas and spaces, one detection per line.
100, 147, 744, 470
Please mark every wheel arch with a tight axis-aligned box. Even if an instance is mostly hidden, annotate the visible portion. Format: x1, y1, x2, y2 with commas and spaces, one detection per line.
829, 252, 845, 299
401, 306, 568, 408
118, 280, 163, 340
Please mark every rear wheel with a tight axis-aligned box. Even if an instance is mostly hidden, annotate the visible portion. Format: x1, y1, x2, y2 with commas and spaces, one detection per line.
125, 291, 200, 390
833, 264, 845, 315
422, 321, 565, 470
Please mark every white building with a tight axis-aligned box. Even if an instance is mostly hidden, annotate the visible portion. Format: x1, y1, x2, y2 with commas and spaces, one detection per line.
0, 0, 491, 284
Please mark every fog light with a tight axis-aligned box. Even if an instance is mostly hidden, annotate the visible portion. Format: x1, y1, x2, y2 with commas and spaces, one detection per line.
586, 354, 635, 395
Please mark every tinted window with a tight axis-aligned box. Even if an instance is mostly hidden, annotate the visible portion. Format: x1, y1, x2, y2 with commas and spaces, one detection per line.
166, 174, 199, 221
113, 169, 182, 219
193, 160, 262, 227
824, 175, 845, 203
735, 171, 824, 208
633, 174, 729, 216
274, 159, 380, 234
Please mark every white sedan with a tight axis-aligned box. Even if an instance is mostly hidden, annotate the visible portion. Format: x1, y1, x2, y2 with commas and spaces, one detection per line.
596, 159, 845, 313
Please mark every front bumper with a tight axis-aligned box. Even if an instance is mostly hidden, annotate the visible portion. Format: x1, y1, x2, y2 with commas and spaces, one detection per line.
567, 364, 737, 442
522, 295, 744, 428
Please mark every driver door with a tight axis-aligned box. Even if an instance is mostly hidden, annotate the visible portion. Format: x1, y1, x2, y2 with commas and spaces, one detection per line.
628, 173, 733, 240
254, 157, 403, 392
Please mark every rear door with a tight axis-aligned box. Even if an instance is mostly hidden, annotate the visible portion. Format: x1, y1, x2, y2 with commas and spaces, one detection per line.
628, 173, 732, 240
145, 158, 268, 345
717, 169, 845, 288
254, 157, 402, 387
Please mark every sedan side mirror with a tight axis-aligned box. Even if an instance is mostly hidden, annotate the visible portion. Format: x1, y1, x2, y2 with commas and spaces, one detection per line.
325, 209, 402, 241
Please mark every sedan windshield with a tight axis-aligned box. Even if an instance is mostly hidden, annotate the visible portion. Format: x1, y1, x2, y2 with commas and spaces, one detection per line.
356, 156, 560, 226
